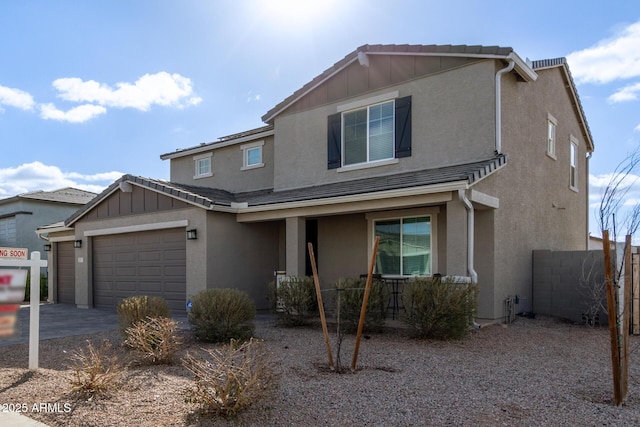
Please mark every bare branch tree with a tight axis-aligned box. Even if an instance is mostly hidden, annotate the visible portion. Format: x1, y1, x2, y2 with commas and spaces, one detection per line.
598, 146, 640, 239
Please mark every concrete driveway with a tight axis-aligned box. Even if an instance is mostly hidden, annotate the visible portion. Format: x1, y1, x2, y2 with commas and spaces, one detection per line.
0, 303, 188, 347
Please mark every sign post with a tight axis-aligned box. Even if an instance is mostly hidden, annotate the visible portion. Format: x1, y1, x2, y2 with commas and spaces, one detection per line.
0, 249, 48, 369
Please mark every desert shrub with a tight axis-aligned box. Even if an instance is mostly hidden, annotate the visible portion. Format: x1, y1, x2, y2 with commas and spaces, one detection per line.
188, 288, 256, 343
401, 277, 478, 340
183, 338, 276, 416
69, 340, 125, 396
267, 276, 317, 326
334, 277, 389, 333
116, 295, 171, 336
124, 316, 181, 365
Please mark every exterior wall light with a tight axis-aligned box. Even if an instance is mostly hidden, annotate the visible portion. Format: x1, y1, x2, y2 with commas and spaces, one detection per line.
43, 244, 52, 252
186, 229, 198, 240
73, 240, 82, 248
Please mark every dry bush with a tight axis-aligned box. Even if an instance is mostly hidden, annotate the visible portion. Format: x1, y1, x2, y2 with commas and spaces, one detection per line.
69, 339, 126, 396
183, 338, 276, 416
117, 295, 171, 336
124, 316, 182, 365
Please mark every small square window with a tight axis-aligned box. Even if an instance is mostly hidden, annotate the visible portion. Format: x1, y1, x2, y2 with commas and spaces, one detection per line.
241, 141, 265, 170
193, 153, 212, 178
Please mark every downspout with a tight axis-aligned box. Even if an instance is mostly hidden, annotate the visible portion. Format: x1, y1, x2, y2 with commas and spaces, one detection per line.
458, 189, 478, 284
495, 58, 515, 154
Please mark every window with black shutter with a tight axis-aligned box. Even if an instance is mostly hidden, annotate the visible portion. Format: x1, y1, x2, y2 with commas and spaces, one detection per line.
327, 95, 411, 169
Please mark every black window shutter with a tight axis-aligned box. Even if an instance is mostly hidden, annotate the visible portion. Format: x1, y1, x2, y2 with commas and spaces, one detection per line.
395, 96, 412, 158
327, 112, 342, 169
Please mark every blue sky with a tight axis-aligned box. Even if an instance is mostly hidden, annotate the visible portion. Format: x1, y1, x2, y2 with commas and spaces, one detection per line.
1, 0, 639, 237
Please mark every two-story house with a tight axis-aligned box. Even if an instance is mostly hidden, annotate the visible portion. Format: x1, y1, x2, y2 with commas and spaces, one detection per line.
39, 44, 593, 321
0, 188, 96, 297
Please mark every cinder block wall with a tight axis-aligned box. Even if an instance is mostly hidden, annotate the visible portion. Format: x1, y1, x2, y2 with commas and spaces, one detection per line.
532, 250, 606, 324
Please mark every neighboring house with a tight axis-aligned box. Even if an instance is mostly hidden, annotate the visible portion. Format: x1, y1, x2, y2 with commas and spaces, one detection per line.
0, 187, 96, 256
0, 188, 95, 302
39, 44, 594, 321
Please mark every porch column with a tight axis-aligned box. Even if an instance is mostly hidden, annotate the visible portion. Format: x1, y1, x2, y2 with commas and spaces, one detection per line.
445, 198, 469, 277
285, 217, 306, 277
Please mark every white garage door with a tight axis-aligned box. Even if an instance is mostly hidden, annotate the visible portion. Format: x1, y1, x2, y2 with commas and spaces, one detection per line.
92, 228, 186, 312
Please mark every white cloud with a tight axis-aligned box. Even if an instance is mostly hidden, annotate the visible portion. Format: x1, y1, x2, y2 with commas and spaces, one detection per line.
40, 103, 107, 123
608, 82, 640, 103
0, 162, 123, 198
52, 72, 202, 111
0, 84, 35, 110
567, 20, 640, 85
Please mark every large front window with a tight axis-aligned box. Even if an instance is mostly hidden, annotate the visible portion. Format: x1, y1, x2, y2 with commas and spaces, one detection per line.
374, 216, 431, 276
343, 100, 394, 166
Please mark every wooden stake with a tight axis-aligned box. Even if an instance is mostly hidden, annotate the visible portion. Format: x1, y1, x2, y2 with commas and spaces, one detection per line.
622, 234, 632, 403
633, 253, 640, 334
308, 242, 334, 369
351, 236, 380, 371
603, 230, 622, 405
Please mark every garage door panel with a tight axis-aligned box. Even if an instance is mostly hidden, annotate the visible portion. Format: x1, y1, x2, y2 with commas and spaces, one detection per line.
164, 249, 186, 260
139, 250, 162, 261
93, 228, 186, 312
164, 266, 186, 276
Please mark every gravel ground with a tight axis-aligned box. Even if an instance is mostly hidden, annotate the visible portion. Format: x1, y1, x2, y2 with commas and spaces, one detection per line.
1, 315, 640, 426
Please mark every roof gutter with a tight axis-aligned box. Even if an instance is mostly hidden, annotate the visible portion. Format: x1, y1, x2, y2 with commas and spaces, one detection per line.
458, 189, 478, 284
495, 58, 515, 154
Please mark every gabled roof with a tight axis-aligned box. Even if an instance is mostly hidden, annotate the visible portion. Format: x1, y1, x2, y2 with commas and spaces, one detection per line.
531, 57, 594, 152
0, 187, 96, 206
66, 155, 506, 225
262, 43, 537, 123
160, 125, 274, 160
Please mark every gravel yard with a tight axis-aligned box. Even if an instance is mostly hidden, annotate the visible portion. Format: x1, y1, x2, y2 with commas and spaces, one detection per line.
1, 315, 640, 426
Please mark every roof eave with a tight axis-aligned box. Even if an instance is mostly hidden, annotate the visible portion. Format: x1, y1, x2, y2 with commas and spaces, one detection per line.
262, 49, 537, 123
160, 128, 275, 160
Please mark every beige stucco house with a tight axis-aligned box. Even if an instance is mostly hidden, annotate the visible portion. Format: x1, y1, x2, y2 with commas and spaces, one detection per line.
39, 44, 594, 321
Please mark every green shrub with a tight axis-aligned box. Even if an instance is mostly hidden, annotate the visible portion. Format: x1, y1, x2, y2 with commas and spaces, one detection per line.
267, 276, 317, 326
183, 338, 276, 416
188, 288, 256, 342
116, 295, 171, 336
23, 273, 48, 301
401, 277, 478, 340
124, 316, 181, 365
334, 277, 389, 333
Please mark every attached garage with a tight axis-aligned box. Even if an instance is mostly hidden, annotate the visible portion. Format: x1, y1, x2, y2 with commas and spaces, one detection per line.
56, 241, 75, 304
92, 228, 186, 312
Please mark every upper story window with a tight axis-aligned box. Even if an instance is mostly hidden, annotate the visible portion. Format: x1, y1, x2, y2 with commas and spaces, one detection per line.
328, 93, 412, 171
240, 141, 265, 170
193, 153, 212, 179
569, 135, 579, 191
547, 113, 557, 159
343, 101, 394, 165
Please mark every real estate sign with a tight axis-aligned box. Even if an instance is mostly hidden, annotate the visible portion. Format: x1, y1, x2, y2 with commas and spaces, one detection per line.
0, 247, 28, 259
0, 268, 27, 338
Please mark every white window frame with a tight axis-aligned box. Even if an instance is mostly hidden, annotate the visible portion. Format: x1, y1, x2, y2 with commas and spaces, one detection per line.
341, 100, 395, 167
193, 153, 212, 179
366, 207, 439, 277
240, 140, 265, 171
547, 113, 557, 160
569, 135, 579, 192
